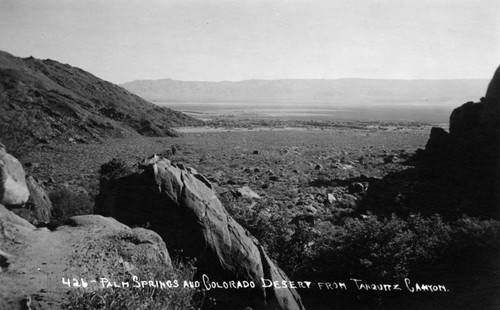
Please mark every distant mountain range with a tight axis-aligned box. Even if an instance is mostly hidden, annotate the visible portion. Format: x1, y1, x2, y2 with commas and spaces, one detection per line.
122, 78, 489, 106
0, 51, 201, 147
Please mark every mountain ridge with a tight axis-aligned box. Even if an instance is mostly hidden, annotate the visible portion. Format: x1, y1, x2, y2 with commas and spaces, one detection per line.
122, 77, 489, 106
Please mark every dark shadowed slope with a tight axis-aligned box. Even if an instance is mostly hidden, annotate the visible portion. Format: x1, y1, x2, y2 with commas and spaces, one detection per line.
0, 50, 202, 147
122, 77, 488, 106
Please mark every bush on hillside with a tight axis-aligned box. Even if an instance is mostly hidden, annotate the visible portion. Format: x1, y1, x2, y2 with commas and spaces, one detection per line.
50, 187, 94, 226
99, 158, 128, 176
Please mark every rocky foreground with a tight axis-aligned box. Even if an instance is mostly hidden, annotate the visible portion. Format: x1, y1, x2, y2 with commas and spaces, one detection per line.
0, 143, 304, 309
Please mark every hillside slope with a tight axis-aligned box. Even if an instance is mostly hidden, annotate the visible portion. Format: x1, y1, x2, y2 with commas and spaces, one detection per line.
122, 77, 488, 106
0, 50, 202, 147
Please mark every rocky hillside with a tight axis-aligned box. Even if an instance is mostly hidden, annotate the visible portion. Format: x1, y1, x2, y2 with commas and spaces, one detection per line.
122, 77, 487, 105
0, 50, 202, 148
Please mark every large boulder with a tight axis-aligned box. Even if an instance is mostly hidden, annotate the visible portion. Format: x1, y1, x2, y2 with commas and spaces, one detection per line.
0, 204, 172, 309
11, 175, 52, 225
96, 155, 306, 310
421, 66, 500, 219
446, 67, 500, 173
450, 66, 500, 140
0, 145, 29, 206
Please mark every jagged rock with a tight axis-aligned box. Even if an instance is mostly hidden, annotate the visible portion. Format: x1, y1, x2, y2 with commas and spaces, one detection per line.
326, 193, 336, 204
0, 145, 29, 206
234, 186, 261, 200
0, 204, 172, 309
425, 127, 451, 153
96, 155, 305, 310
11, 176, 52, 225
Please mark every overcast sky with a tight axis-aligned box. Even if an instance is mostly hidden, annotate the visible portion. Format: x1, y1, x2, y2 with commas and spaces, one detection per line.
0, 0, 498, 84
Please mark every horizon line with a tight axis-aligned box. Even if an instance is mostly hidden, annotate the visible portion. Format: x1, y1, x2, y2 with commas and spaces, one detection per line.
121, 76, 492, 84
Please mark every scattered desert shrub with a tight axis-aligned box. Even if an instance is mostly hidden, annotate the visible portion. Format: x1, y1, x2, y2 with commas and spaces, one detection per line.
223, 195, 500, 306
444, 216, 500, 271
50, 187, 94, 226
99, 158, 127, 176
221, 195, 292, 262
222, 195, 322, 277
297, 214, 452, 283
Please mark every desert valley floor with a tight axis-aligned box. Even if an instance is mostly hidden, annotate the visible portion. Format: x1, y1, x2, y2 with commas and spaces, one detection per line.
24, 125, 430, 201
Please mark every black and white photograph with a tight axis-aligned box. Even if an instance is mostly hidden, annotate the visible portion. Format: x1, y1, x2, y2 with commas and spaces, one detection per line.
0, 1, 499, 309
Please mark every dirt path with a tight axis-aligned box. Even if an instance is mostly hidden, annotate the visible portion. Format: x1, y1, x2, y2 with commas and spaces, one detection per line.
1, 225, 75, 309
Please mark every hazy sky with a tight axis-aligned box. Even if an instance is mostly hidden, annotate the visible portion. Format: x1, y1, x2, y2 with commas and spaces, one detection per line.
0, 0, 498, 84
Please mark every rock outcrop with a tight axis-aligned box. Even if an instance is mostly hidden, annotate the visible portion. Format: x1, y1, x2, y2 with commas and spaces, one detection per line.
96, 155, 305, 310
423, 66, 500, 219
11, 176, 52, 225
0, 204, 172, 309
0, 144, 29, 206
448, 66, 500, 147
0, 148, 174, 309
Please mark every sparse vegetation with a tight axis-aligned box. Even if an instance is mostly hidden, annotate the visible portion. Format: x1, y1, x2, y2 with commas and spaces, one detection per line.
0, 107, 40, 160
99, 158, 128, 176
50, 187, 94, 226
205, 118, 430, 131
63, 256, 204, 310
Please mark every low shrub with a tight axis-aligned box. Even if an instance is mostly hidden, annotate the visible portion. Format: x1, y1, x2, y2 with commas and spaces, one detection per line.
99, 158, 127, 176
50, 187, 94, 226
299, 214, 452, 283
223, 197, 500, 307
